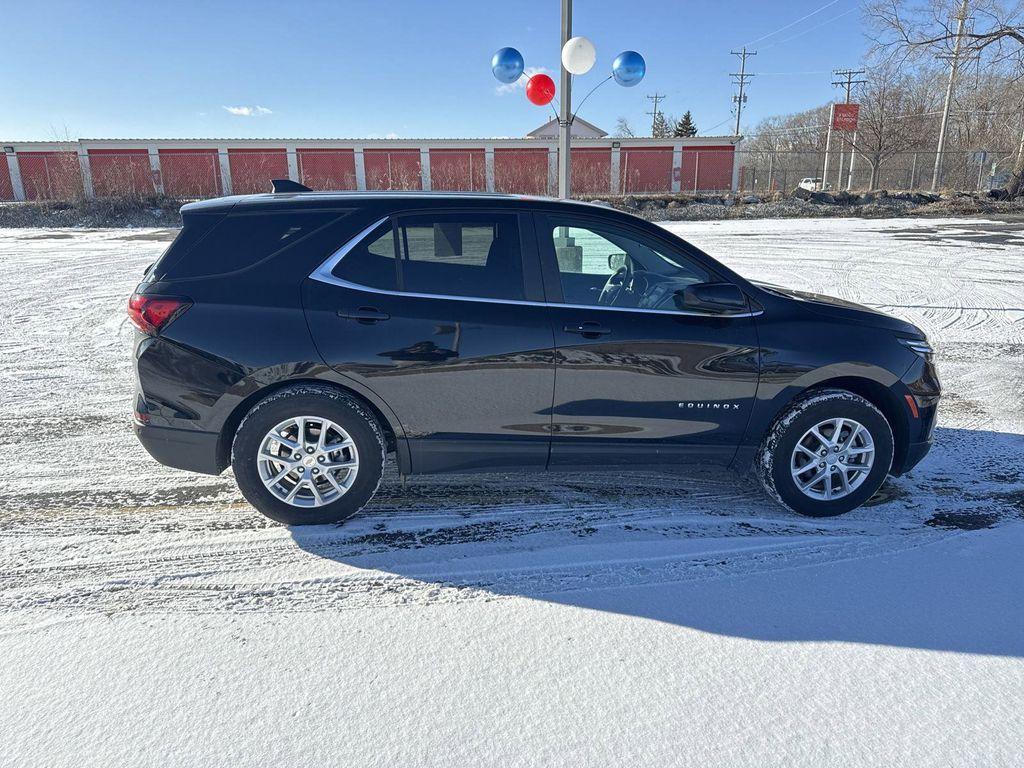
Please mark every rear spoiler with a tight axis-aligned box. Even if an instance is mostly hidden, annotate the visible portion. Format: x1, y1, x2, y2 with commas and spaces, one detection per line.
271, 179, 312, 193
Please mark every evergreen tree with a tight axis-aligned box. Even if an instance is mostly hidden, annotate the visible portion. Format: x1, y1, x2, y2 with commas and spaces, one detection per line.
651, 110, 671, 138
673, 111, 698, 137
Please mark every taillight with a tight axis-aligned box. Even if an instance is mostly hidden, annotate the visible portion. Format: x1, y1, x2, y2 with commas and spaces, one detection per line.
127, 293, 191, 335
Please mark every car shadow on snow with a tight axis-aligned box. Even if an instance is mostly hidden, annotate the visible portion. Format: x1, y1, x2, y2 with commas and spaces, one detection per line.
289, 426, 1024, 657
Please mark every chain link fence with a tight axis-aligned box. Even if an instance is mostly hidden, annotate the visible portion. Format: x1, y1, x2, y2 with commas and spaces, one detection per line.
1, 147, 1017, 202
735, 148, 1017, 195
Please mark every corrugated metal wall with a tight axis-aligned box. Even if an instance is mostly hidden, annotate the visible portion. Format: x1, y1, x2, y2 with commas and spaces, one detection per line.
297, 148, 357, 191
429, 149, 486, 192
160, 149, 222, 197
0, 159, 13, 201
363, 149, 422, 191
228, 149, 288, 195
619, 147, 673, 193
494, 148, 549, 195
89, 149, 154, 197
17, 152, 82, 200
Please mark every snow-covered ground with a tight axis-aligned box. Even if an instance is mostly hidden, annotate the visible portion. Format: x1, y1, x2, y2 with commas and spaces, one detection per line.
1, 218, 1022, 766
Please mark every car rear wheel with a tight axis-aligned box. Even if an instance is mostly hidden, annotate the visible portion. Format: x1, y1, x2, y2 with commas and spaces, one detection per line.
232, 385, 385, 526
756, 389, 894, 517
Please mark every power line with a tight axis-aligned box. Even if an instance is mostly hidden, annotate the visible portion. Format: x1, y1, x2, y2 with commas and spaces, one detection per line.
759, 7, 858, 51
730, 47, 756, 136
743, 0, 845, 46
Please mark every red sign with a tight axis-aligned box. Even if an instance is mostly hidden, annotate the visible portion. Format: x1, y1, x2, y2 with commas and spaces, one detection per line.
832, 103, 860, 132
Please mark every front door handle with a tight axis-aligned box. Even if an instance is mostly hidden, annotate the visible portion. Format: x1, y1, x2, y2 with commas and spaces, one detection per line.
563, 321, 612, 338
337, 306, 390, 323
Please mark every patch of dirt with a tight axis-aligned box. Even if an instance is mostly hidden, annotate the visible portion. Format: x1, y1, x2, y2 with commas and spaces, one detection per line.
924, 511, 1000, 530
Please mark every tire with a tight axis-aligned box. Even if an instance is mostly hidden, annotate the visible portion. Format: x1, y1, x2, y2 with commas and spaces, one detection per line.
756, 388, 894, 517
231, 385, 386, 526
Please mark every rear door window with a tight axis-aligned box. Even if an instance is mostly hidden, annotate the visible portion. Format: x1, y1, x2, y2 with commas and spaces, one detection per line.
394, 213, 525, 300
329, 212, 529, 301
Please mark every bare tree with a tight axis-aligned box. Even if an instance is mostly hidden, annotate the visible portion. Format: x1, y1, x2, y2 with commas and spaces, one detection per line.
613, 117, 636, 138
866, 0, 1024, 195
849, 62, 933, 187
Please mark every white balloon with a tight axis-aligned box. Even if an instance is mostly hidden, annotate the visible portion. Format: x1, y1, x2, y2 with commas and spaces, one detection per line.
561, 36, 596, 75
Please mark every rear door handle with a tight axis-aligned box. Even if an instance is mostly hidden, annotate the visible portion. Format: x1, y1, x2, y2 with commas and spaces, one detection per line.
563, 322, 612, 338
337, 306, 390, 323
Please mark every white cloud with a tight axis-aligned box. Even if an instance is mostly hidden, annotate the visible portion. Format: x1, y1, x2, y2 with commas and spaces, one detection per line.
494, 67, 551, 95
222, 105, 273, 117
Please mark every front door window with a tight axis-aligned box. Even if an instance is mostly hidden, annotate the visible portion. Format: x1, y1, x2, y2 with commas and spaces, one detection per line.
544, 220, 709, 311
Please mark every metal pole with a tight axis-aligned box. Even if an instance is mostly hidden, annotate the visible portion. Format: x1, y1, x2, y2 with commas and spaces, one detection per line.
836, 135, 845, 190
822, 103, 835, 189
932, 0, 970, 191
557, 0, 572, 199
846, 131, 857, 190
767, 151, 774, 192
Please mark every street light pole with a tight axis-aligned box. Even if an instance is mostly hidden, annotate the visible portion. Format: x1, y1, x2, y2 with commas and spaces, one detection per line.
557, 0, 572, 199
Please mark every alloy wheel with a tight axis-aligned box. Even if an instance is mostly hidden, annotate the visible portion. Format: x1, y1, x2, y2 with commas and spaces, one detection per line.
257, 416, 359, 507
790, 417, 874, 501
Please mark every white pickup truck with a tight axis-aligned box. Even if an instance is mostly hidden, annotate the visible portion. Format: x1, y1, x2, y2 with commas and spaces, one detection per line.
798, 178, 833, 191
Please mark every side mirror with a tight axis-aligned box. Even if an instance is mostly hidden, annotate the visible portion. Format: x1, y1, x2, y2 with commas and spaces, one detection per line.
607, 252, 627, 271
679, 282, 748, 313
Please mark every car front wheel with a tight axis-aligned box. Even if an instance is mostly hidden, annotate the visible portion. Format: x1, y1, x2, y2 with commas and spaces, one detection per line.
757, 388, 894, 517
231, 385, 385, 526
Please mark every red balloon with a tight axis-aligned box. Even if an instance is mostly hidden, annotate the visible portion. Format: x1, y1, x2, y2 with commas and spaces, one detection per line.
526, 74, 556, 106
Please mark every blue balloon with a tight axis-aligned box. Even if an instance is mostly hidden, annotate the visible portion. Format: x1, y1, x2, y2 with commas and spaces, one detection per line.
612, 50, 646, 87
491, 47, 525, 84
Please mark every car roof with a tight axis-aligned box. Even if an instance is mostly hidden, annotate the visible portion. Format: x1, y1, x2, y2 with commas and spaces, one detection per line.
180, 190, 618, 216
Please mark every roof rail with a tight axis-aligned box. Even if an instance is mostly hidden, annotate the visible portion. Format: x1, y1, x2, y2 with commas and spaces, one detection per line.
271, 179, 312, 193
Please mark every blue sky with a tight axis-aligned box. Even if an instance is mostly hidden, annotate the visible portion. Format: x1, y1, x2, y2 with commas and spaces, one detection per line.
2, 0, 868, 140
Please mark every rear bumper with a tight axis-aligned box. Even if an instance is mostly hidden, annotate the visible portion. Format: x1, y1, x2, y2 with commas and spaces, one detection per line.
900, 439, 934, 474
134, 422, 223, 475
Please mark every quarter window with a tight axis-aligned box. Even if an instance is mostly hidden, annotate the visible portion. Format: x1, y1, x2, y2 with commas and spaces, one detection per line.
333, 221, 398, 291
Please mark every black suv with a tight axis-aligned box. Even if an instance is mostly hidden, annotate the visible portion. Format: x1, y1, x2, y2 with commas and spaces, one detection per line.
130, 188, 940, 525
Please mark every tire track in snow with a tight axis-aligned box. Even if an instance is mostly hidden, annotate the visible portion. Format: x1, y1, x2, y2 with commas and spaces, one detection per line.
0, 222, 1021, 618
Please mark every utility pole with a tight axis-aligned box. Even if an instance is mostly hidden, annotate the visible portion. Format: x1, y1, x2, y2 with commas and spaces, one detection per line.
730, 47, 756, 137
645, 93, 666, 136
557, 0, 572, 198
822, 103, 835, 190
832, 68, 866, 190
932, 0, 970, 191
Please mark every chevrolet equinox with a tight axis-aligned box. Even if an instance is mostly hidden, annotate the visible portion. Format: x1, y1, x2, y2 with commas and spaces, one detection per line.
130, 185, 940, 525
